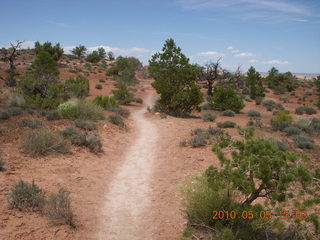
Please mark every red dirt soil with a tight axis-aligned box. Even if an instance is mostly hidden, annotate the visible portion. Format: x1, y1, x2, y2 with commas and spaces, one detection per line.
1, 54, 320, 239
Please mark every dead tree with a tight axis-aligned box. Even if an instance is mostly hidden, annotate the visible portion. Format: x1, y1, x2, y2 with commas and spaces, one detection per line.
0, 40, 24, 86
202, 58, 222, 96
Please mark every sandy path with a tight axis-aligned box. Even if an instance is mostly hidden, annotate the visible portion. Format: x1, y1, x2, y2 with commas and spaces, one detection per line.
99, 93, 158, 239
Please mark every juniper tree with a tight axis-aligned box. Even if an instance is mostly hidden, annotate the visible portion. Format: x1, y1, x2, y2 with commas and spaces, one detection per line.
71, 45, 87, 58
246, 66, 265, 100
34, 41, 64, 61
149, 38, 204, 116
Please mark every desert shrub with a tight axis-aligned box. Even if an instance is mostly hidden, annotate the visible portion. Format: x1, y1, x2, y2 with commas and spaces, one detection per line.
106, 66, 119, 76
254, 96, 262, 105
296, 106, 306, 115
273, 85, 287, 95
92, 95, 117, 110
58, 101, 78, 119
20, 118, 42, 129
149, 39, 204, 117
280, 97, 290, 103
247, 117, 263, 128
283, 126, 301, 136
262, 99, 283, 111
76, 100, 105, 121
247, 110, 261, 118
217, 121, 236, 128
271, 111, 292, 131
305, 90, 313, 96
43, 188, 75, 227
209, 87, 244, 113
99, 78, 106, 82
22, 128, 69, 156
109, 107, 130, 118
188, 135, 208, 147
95, 84, 102, 89
0, 156, 5, 171
294, 135, 315, 149
266, 67, 298, 92
8, 92, 26, 107
276, 139, 290, 151
46, 111, 61, 121
201, 112, 216, 122
0, 110, 10, 120
221, 110, 235, 117
108, 114, 125, 128
74, 120, 96, 131
179, 140, 188, 147
65, 75, 89, 98
86, 136, 102, 153
61, 126, 86, 146
133, 97, 143, 104
305, 107, 317, 115
9, 180, 45, 210
7, 107, 22, 116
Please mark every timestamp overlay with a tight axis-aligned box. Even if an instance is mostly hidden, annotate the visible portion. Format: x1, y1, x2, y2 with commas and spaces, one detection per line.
212, 209, 316, 220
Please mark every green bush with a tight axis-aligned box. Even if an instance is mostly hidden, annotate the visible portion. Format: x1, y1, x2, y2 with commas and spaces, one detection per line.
20, 118, 42, 129
294, 135, 315, 149
188, 135, 207, 147
86, 136, 102, 153
61, 126, 86, 146
262, 99, 283, 111
9, 180, 45, 210
46, 111, 61, 121
133, 97, 143, 104
247, 110, 261, 118
74, 120, 96, 131
112, 80, 135, 105
99, 78, 106, 82
296, 106, 306, 115
305, 107, 317, 115
34, 41, 64, 61
271, 111, 292, 131
92, 95, 118, 110
22, 128, 69, 156
283, 126, 301, 136
149, 39, 204, 117
109, 107, 130, 118
221, 110, 235, 117
76, 100, 105, 121
43, 188, 75, 227
201, 112, 216, 122
58, 101, 78, 119
95, 84, 102, 89
108, 114, 125, 128
65, 75, 89, 98
7, 107, 22, 116
217, 121, 236, 128
209, 87, 244, 113
201, 103, 214, 110
0, 110, 10, 120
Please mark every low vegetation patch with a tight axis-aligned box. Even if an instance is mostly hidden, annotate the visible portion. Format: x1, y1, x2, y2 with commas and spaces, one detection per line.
61, 126, 86, 146
271, 111, 292, 131
247, 109, 261, 118
9, 180, 45, 211
20, 118, 42, 129
217, 121, 236, 128
181, 127, 225, 148
221, 110, 235, 117
46, 111, 61, 121
294, 135, 315, 149
86, 136, 102, 153
108, 114, 125, 128
22, 128, 69, 156
74, 120, 96, 131
92, 95, 117, 110
43, 188, 75, 228
201, 112, 216, 122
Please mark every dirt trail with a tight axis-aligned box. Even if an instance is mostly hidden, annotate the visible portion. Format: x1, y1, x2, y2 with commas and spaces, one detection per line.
99, 92, 158, 239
